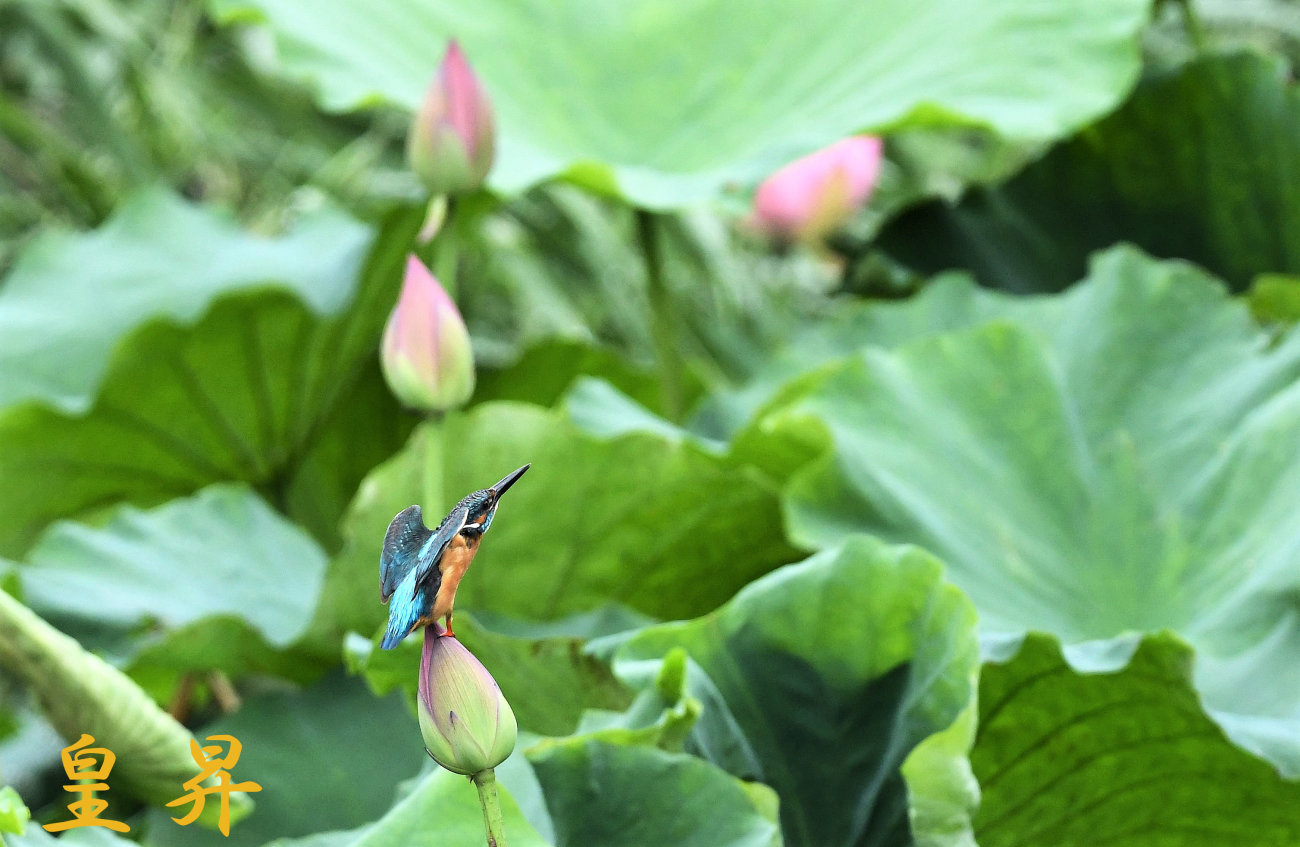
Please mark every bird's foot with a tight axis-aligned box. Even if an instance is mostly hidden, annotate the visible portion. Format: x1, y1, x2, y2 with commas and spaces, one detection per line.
442, 614, 456, 638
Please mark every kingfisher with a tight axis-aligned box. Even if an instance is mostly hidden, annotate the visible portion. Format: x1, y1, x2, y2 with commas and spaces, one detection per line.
379, 464, 529, 648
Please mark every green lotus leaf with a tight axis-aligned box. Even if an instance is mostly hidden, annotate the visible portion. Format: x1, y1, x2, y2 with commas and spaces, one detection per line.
208, 0, 1148, 207
973, 632, 1300, 846
259, 739, 775, 847
528, 740, 779, 847
0, 189, 367, 413
615, 537, 980, 847
689, 270, 1048, 445
16, 484, 327, 683
763, 246, 1300, 775
443, 404, 799, 622
0, 189, 418, 557
313, 404, 800, 649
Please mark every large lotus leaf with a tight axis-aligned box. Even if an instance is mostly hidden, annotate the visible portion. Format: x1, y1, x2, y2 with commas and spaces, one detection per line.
446, 404, 801, 621
15, 484, 326, 683
277, 366, 416, 553
261, 740, 776, 847
0, 189, 418, 557
208, 0, 1149, 208
688, 271, 1052, 445
528, 740, 779, 847
614, 537, 980, 847
877, 54, 1300, 292
313, 403, 800, 645
973, 632, 1300, 846
558, 643, 709, 754
902, 700, 978, 847
145, 673, 425, 847
768, 246, 1300, 772
0, 188, 366, 412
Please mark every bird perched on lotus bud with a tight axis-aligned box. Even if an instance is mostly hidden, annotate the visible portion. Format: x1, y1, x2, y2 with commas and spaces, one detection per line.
750, 135, 884, 247
417, 625, 517, 775
408, 39, 496, 196
380, 465, 529, 647
380, 255, 475, 413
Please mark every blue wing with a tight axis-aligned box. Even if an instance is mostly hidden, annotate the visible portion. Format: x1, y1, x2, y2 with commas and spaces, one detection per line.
379, 503, 469, 649
412, 503, 469, 586
380, 506, 431, 602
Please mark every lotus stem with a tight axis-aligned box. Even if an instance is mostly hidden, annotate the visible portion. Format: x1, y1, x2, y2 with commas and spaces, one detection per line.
432, 196, 460, 299
636, 209, 684, 419
472, 768, 508, 847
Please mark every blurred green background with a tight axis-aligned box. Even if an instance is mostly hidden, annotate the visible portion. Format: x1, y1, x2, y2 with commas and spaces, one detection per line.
2, 1, 1300, 846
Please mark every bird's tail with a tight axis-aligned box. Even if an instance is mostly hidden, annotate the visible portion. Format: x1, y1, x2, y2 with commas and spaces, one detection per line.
380, 620, 409, 650
379, 575, 422, 650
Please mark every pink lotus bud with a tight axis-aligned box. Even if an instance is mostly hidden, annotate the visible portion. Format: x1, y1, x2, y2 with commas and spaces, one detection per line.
381, 256, 475, 412
407, 40, 496, 196
751, 136, 884, 246
417, 626, 517, 776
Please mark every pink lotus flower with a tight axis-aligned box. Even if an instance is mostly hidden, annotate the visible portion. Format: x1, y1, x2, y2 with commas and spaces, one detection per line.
407, 40, 496, 196
751, 136, 884, 246
381, 256, 475, 412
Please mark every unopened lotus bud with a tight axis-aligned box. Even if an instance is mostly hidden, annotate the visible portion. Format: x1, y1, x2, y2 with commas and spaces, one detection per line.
751, 135, 884, 246
381, 256, 475, 412
407, 40, 496, 196
417, 626, 517, 776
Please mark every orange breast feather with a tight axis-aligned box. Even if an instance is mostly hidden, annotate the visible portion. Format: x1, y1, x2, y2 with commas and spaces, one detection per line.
431, 533, 480, 620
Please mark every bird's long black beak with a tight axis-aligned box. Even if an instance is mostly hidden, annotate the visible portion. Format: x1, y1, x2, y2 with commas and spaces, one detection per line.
490, 464, 530, 501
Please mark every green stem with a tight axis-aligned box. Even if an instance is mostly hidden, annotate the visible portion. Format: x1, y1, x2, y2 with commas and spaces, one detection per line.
1175, 0, 1208, 52
0, 96, 116, 222
19, 2, 153, 184
635, 209, 684, 420
431, 196, 460, 299
421, 416, 446, 513
472, 768, 508, 847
